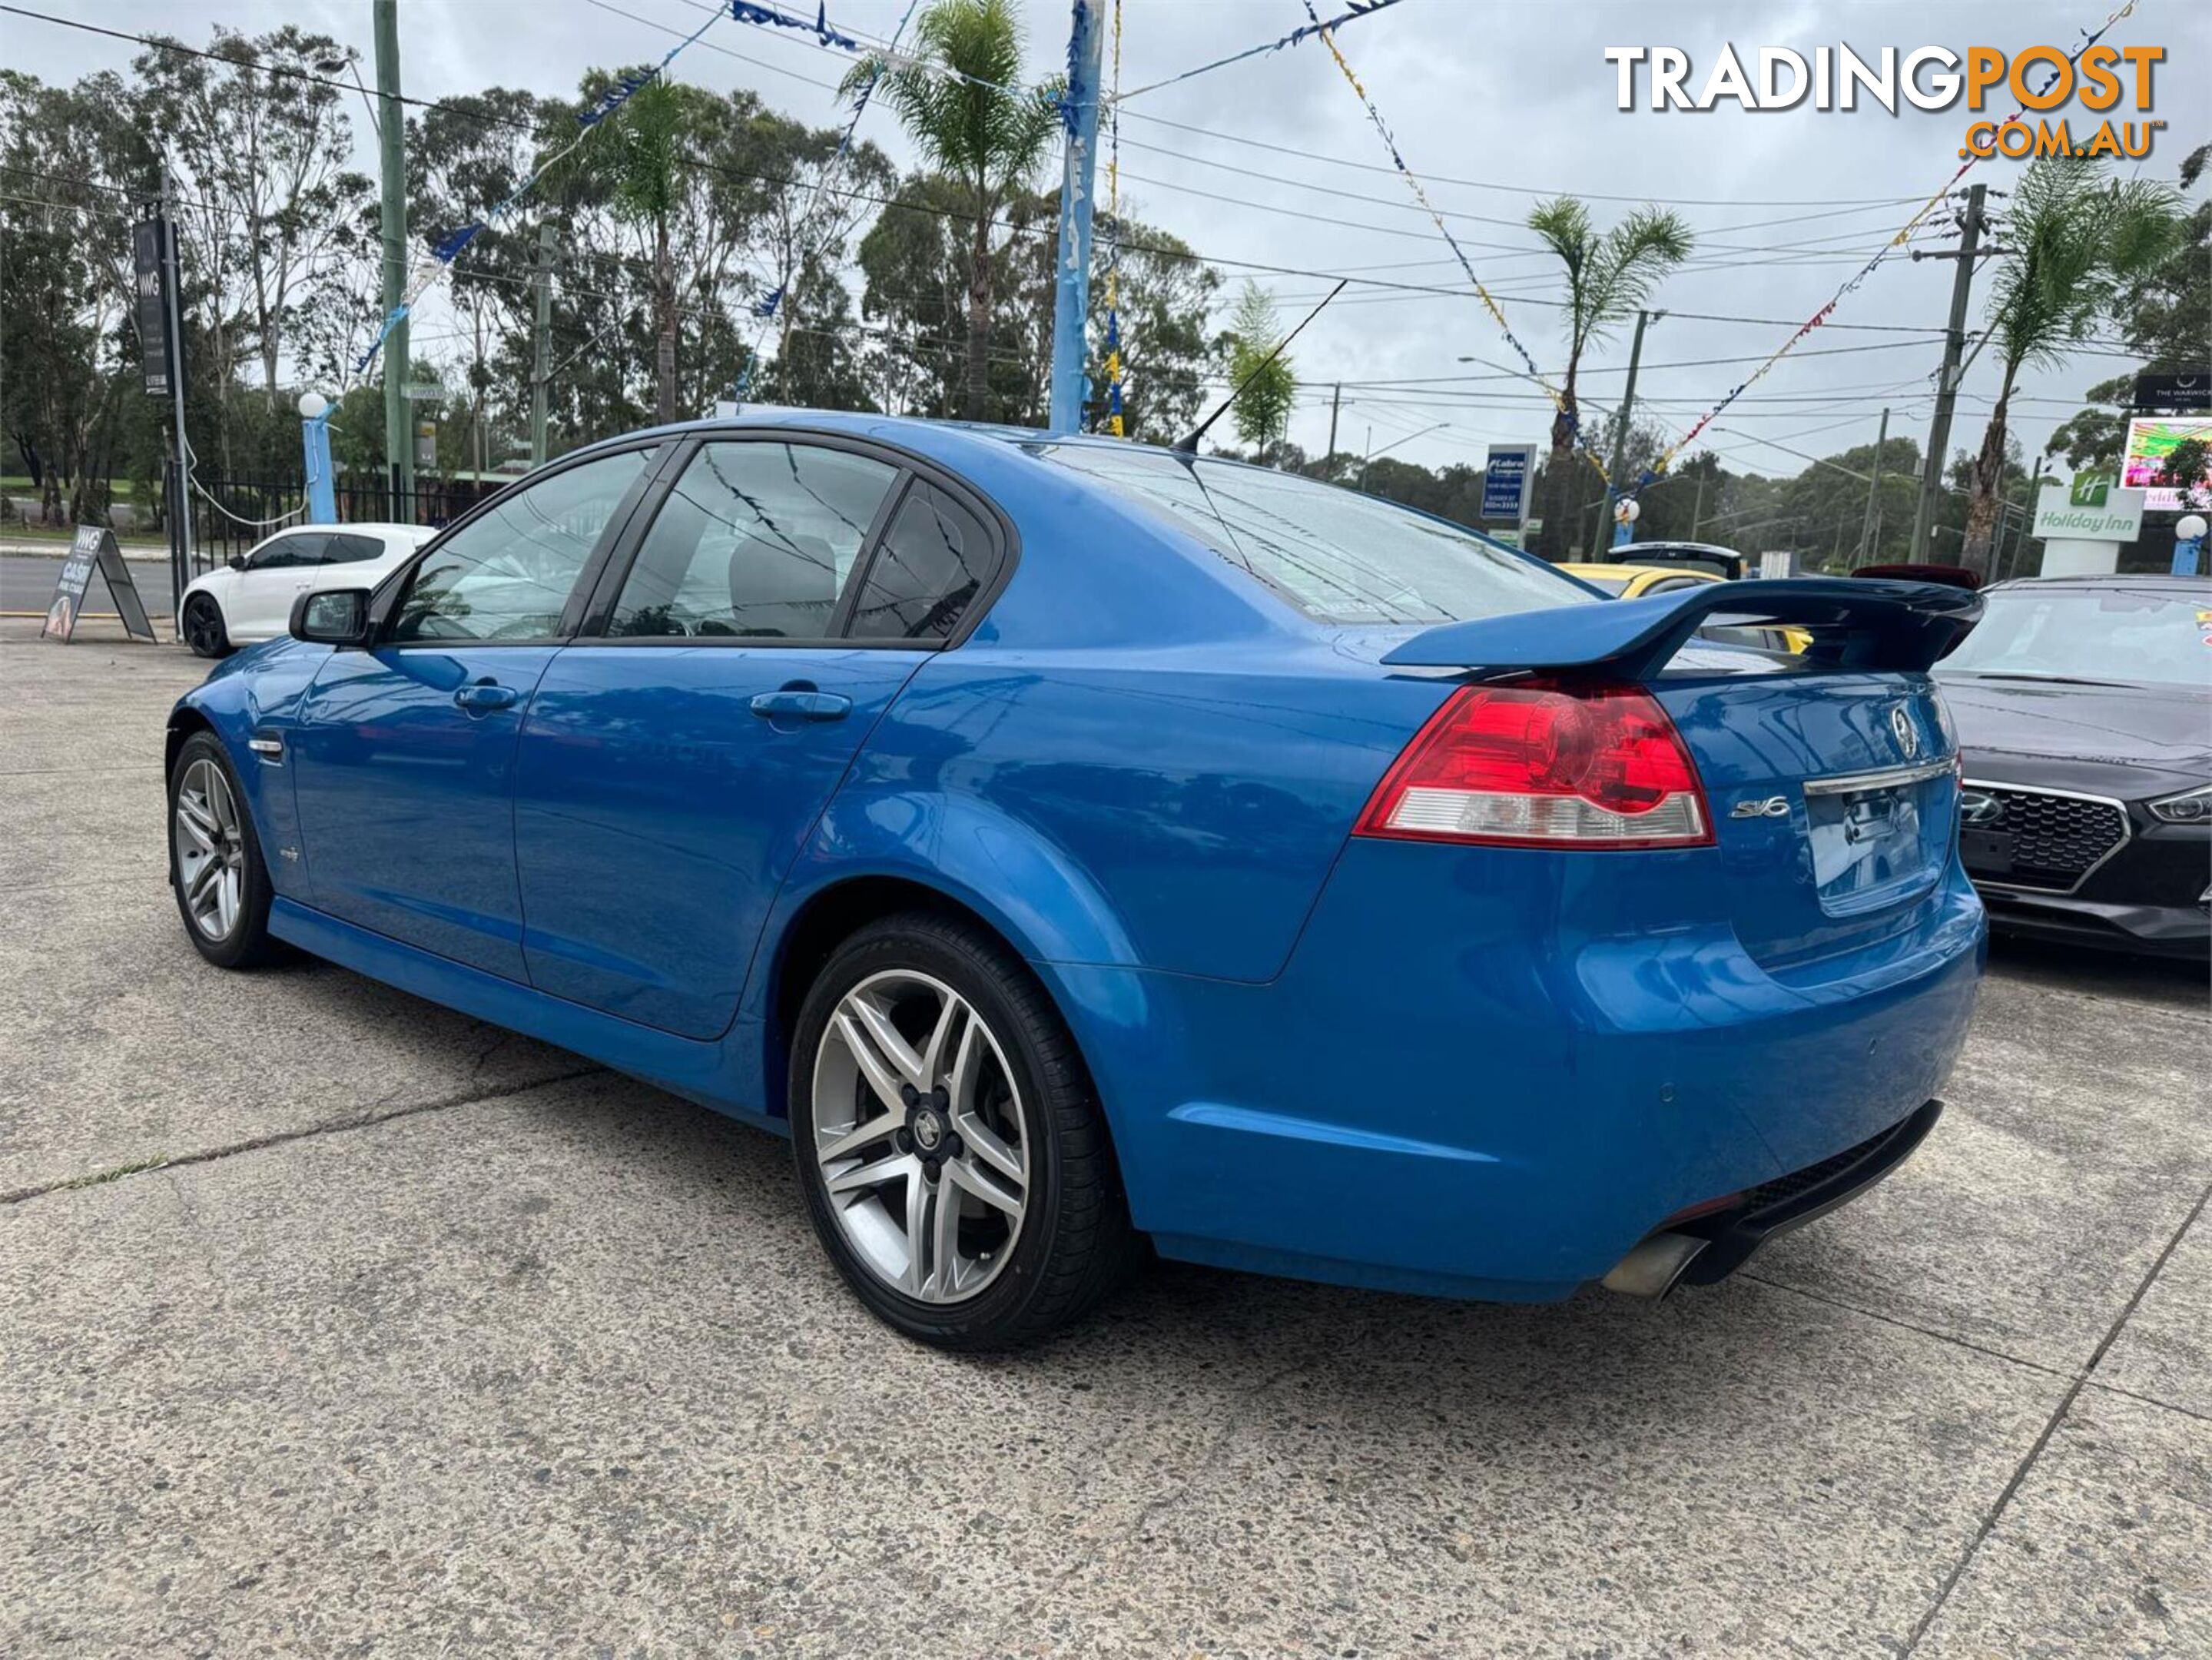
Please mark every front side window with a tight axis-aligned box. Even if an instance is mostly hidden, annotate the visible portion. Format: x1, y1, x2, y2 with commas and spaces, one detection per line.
250, 533, 329, 571
608, 441, 898, 639
1039, 444, 1591, 627
847, 482, 994, 642
393, 449, 648, 643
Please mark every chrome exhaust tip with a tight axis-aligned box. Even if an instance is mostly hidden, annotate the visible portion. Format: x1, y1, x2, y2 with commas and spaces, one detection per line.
1601, 1231, 1709, 1299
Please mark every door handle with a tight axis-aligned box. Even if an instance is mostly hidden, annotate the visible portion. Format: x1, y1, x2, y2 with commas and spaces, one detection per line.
454, 679, 520, 713
750, 688, 852, 723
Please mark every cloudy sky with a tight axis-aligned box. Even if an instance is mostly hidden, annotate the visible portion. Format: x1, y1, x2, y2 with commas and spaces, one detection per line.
7, 0, 2207, 487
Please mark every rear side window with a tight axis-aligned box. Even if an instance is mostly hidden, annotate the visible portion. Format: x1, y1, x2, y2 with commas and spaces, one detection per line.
324, 533, 389, 564
609, 441, 898, 639
1037, 443, 1590, 627
847, 481, 994, 642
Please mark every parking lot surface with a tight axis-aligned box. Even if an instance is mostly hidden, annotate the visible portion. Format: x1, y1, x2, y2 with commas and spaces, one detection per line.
4, 619, 2207, 1657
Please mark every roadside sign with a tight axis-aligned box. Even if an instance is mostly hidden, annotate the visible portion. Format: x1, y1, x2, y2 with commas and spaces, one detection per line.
41, 526, 158, 645
403, 383, 446, 401
2034, 479, 2144, 541
1481, 444, 1535, 523
2133, 372, 2209, 413
132, 214, 175, 398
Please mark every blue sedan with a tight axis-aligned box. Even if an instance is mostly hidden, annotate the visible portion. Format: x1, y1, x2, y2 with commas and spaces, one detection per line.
166, 412, 1987, 1348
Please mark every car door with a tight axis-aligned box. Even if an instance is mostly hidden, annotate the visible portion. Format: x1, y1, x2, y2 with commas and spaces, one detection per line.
230, 531, 331, 639
512, 436, 1008, 1038
287, 447, 659, 981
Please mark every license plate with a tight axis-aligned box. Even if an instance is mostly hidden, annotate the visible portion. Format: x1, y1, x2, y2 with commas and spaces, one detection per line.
1806, 772, 1945, 915
1960, 828, 2015, 875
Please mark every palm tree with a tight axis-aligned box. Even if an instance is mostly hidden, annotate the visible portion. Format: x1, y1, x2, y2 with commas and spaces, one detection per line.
849, 0, 1060, 420
1962, 158, 2179, 573
1524, 197, 1693, 559
601, 78, 687, 425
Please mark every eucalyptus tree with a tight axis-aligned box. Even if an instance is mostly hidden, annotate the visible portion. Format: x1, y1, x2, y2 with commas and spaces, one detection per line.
132, 27, 370, 420
1523, 195, 1692, 559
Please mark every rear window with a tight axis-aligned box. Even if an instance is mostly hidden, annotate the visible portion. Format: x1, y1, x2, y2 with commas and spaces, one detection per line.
1036, 444, 1593, 626
1938, 585, 2212, 689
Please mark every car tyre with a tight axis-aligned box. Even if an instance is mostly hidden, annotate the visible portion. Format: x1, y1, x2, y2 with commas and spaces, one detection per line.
789, 911, 1141, 1350
182, 594, 230, 659
167, 732, 280, 969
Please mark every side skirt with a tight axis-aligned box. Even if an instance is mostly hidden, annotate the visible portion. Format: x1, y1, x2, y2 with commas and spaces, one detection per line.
268, 898, 782, 1135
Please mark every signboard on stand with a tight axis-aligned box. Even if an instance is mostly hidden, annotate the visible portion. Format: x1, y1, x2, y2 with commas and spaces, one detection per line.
41, 526, 158, 645
1481, 444, 1535, 524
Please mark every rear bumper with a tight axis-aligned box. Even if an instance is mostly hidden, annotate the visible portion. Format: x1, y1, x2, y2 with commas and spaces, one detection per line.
1647, 1098, 1942, 1291
1053, 842, 1985, 1303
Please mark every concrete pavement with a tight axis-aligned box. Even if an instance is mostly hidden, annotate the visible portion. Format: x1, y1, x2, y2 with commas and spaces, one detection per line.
2, 618, 2206, 1656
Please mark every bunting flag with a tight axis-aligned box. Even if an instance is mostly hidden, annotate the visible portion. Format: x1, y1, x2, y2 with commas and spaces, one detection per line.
352, 2, 729, 375
1298, 0, 1610, 482
1643, 0, 2142, 484
1114, 0, 1407, 105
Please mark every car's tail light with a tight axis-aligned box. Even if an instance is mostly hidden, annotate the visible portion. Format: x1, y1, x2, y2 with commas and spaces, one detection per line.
1355, 678, 1713, 848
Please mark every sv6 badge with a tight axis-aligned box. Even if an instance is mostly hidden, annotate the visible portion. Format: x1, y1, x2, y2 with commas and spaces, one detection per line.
1730, 795, 1792, 819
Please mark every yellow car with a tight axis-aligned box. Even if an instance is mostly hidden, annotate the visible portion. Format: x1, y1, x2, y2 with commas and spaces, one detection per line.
1555, 563, 1811, 655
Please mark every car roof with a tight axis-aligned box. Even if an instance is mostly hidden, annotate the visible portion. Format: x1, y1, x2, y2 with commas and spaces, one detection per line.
276, 522, 430, 540
1985, 573, 2207, 593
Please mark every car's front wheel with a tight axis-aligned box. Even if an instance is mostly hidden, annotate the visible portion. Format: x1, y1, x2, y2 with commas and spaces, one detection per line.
789, 912, 1139, 1350
168, 732, 280, 968
181, 594, 230, 659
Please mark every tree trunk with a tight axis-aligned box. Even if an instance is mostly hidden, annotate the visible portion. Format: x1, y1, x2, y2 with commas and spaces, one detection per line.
964, 204, 993, 421
1961, 374, 2015, 579
1537, 400, 1579, 563
655, 213, 677, 426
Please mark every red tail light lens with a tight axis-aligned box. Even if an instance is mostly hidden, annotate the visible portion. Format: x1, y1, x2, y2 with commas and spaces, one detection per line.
1355, 679, 1713, 848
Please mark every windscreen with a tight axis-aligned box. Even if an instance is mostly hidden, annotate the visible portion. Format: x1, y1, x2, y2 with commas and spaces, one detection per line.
1038, 444, 1594, 627
1938, 585, 2212, 689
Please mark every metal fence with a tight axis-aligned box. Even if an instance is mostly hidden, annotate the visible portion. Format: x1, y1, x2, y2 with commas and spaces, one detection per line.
178, 469, 506, 577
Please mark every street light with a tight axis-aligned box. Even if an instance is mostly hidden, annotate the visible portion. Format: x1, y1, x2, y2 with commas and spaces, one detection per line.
313, 51, 381, 138
1360, 421, 1450, 490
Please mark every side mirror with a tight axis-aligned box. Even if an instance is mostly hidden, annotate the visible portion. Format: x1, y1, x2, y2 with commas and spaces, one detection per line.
290, 587, 373, 646
227, 554, 247, 572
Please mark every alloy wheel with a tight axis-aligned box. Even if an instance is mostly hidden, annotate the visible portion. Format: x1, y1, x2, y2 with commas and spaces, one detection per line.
810, 968, 1030, 1304
185, 599, 223, 656
173, 757, 245, 941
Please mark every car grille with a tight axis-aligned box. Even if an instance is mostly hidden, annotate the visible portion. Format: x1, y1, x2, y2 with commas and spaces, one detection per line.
1743, 1117, 1910, 1216
1962, 785, 2127, 891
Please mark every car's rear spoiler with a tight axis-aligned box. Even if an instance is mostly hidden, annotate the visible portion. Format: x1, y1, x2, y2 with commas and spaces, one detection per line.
1378, 578, 1982, 679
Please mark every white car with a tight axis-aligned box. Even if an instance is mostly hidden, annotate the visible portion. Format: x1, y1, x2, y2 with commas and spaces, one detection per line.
180, 523, 433, 658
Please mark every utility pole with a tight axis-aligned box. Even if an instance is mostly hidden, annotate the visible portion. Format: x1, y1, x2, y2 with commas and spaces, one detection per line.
530, 221, 554, 467
1046, 0, 1103, 433
1689, 473, 1706, 540
1856, 406, 1890, 568
158, 169, 193, 596
1908, 183, 1985, 561
1591, 307, 1658, 556
373, 0, 413, 518
1326, 382, 1342, 470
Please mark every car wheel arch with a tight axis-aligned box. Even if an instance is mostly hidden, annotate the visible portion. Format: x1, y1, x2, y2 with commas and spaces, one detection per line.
760, 875, 1054, 1115
164, 706, 217, 781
